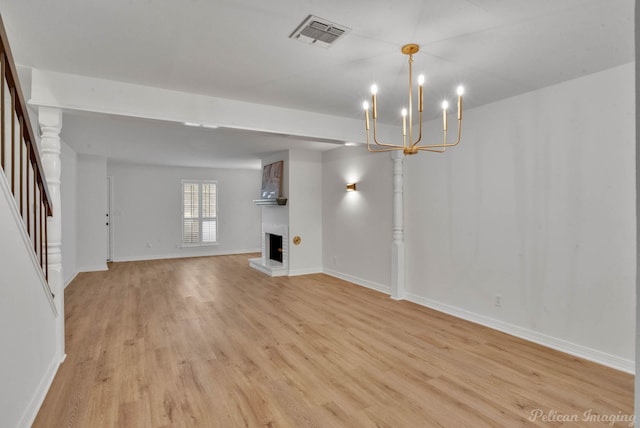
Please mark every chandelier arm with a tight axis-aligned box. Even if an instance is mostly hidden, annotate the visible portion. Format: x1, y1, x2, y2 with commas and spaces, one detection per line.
371, 96, 396, 147
445, 119, 463, 147
372, 119, 405, 148
411, 111, 423, 148
367, 127, 403, 152
448, 119, 462, 147
374, 138, 405, 148
418, 141, 458, 149
372, 115, 394, 147
367, 144, 404, 153
443, 116, 463, 147
416, 118, 462, 149
416, 146, 447, 153
375, 141, 406, 148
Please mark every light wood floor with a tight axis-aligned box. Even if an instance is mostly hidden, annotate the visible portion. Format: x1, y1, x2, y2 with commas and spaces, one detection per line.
35, 254, 633, 427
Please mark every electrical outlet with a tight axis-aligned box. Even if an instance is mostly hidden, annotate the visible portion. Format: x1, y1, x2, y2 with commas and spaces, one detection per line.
495, 294, 502, 307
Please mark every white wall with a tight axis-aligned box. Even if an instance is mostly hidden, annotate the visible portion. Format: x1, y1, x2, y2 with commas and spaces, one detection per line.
321, 64, 635, 371
403, 63, 635, 370
322, 145, 393, 293
61, 141, 77, 285
0, 168, 58, 428
107, 161, 261, 261
288, 150, 323, 275
76, 154, 108, 271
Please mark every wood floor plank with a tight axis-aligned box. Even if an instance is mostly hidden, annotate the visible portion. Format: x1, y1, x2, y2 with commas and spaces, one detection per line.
33, 254, 634, 427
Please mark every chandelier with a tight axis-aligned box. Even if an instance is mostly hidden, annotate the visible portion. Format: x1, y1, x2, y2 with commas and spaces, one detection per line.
363, 44, 464, 155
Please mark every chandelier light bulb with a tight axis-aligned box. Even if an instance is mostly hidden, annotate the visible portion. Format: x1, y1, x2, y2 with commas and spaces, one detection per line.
457, 85, 464, 96
442, 100, 449, 110
371, 84, 378, 95
418, 74, 425, 86
362, 101, 369, 110
401, 108, 407, 117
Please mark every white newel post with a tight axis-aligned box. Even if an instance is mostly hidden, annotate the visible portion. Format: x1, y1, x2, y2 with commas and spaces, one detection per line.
39, 106, 65, 361
391, 151, 405, 300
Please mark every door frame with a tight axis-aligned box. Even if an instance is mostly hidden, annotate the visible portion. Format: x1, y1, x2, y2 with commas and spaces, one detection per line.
106, 176, 113, 262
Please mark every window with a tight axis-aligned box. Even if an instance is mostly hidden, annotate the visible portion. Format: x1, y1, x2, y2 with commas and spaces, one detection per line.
182, 180, 217, 245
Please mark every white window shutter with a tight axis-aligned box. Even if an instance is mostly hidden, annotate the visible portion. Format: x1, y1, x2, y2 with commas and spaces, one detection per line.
182, 180, 217, 245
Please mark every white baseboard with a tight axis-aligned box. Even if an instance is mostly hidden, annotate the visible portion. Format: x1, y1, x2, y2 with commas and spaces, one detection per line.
112, 248, 261, 263
405, 292, 635, 374
18, 352, 62, 428
288, 267, 323, 276
77, 264, 108, 273
317, 266, 633, 374
323, 268, 391, 295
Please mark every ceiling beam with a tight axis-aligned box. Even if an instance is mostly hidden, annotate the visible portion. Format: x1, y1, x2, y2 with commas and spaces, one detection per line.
28, 68, 399, 145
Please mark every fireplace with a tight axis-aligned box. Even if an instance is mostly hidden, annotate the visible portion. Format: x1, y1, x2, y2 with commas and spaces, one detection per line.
268, 234, 283, 263
249, 223, 289, 276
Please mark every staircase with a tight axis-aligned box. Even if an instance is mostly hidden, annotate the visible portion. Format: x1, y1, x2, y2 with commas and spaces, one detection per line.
0, 16, 53, 290
0, 14, 64, 428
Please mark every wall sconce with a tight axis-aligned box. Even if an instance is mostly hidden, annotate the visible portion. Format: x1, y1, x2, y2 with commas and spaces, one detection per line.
346, 183, 357, 192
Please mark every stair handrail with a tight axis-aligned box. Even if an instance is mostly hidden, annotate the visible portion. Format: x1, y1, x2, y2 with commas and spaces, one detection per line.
0, 15, 53, 217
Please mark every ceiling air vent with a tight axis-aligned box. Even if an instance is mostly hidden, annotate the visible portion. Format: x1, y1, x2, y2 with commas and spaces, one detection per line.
289, 15, 350, 48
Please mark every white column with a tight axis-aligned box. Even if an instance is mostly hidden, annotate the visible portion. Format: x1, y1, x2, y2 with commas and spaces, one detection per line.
391, 150, 405, 300
39, 106, 65, 361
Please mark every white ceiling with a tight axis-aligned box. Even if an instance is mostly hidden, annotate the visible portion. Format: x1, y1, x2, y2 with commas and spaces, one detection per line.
62, 111, 341, 169
0, 0, 634, 168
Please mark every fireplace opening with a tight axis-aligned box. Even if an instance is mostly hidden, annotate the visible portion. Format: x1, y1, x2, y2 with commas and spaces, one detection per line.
269, 234, 283, 263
